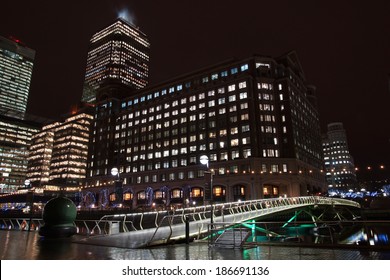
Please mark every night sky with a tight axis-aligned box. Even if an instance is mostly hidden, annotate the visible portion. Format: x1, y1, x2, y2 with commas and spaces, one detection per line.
1, 1, 389, 178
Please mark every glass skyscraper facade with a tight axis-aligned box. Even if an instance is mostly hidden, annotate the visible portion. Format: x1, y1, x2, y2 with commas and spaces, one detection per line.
0, 36, 35, 117
0, 114, 40, 193
0, 36, 40, 193
82, 18, 150, 104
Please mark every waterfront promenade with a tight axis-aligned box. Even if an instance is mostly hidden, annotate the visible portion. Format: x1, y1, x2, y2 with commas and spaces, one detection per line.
1, 230, 389, 260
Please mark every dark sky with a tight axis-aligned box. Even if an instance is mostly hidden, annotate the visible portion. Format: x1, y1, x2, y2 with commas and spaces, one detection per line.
1, 0, 389, 177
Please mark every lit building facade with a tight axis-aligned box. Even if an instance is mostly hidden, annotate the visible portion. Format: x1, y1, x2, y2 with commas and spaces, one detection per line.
85, 52, 326, 209
0, 36, 39, 193
82, 18, 150, 104
322, 122, 357, 191
0, 36, 35, 117
27, 112, 93, 188
0, 112, 41, 193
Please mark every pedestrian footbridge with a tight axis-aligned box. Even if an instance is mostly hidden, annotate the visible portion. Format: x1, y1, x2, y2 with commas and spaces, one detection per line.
76, 196, 360, 249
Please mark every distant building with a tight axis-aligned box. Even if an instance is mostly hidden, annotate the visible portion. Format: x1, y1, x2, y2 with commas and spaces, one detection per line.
322, 122, 357, 191
27, 111, 93, 189
85, 51, 326, 209
0, 112, 41, 193
0, 36, 40, 193
0, 35, 35, 117
81, 18, 150, 104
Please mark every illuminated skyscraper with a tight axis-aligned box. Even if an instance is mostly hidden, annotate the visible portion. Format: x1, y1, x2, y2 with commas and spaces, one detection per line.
82, 18, 150, 104
27, 111, 93, 188
0, 36, 40, 193
0, 35, 35, 117
0, 113, 41, 193
322, 122, 357, 191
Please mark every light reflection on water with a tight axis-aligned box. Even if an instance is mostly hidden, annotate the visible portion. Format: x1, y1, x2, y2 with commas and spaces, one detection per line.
1, 230, 390, 260
249, 222, 390, 247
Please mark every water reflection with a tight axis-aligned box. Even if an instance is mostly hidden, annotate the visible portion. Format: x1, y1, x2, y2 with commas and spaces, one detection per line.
249, 221, 390, 247
1, 227, 390, 260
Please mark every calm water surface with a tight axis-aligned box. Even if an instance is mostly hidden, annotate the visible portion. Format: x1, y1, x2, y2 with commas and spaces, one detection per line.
1, 230, 390, 260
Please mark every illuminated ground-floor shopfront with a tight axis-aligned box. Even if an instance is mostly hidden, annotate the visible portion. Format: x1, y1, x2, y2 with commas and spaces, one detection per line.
79, 171, 326, 211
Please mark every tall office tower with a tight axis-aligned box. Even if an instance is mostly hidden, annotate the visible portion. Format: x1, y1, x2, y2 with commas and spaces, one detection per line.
0, 113, 41, 193
27, 112, 93, 188
322, 122, 357, 191
27, 122, 59, 185
85, 51, 326, 208
81, 18, 150, 104
0, 36, 35, 117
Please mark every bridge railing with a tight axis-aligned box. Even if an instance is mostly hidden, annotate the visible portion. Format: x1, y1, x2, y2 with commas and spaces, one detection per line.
0, 196, 360, 236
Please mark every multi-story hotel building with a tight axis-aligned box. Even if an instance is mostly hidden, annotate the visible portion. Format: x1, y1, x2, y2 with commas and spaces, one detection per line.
27, 111, 93, 189
82, 18, 150, 104
322, 122, 357, 191
0, 35, 35, 117
85, 51, 326, 209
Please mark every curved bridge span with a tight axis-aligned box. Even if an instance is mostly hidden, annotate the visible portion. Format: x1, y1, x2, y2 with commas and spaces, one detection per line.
78, 196, 360, 248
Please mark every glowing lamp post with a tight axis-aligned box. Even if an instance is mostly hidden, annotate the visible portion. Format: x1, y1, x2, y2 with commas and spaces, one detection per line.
24, 179, 33, 231
111, 167, 123, 205
200, 155, 209, 168
200, 155, 214, 227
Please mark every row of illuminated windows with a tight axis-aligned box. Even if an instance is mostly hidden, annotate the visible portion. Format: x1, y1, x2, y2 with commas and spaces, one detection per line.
0, 62, 33, 74
50, 159, 87, 169
52, 142, 88, 150
94, 163, 292, 185
116, 123, 251, 141
0, 80, 31, 90
90, 21, 150, 48
122, 133, 251, 153
120, 67, 249, 109
114, 121, 251, 144
120, 91, 249, 119
121, 142, 253, 162
0, 56, 33, 70
118, 110, 250, 132
122, 42, 149, 59
0, 55, 34, 69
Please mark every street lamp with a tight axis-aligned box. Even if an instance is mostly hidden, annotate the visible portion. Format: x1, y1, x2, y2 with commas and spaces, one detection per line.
24, 179, 34, 231
200, 155, 214, 227
111, 167, 123, 205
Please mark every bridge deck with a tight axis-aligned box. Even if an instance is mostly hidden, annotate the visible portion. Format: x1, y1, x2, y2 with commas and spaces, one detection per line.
74, 196, 360, 249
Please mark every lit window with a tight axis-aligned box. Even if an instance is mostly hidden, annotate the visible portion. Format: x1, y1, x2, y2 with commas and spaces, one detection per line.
239, 92, 247, 99
228, 84, 236, 92
218, 87, 225, 94
218, 97, 226, 104
231, 139, 239, 146
239, 81, 247, 89
240, 64, 249, 71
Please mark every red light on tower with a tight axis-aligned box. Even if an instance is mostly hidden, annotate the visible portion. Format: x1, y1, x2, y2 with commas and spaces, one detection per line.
8, 36, 25, 46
